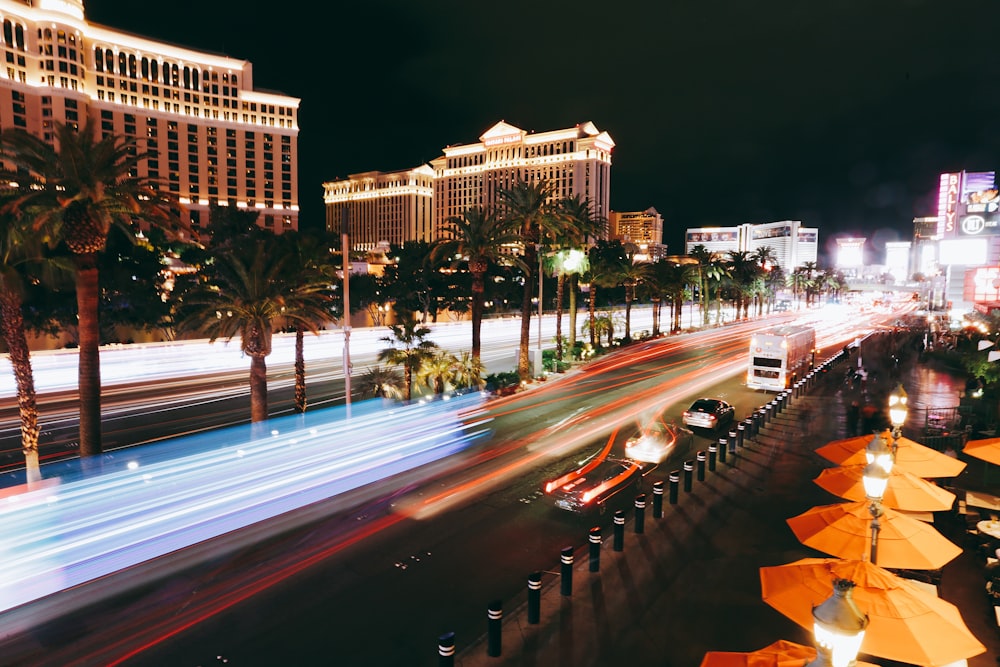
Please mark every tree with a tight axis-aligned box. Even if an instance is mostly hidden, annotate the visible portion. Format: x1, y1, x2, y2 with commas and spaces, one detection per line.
496, 178, 567, 380
274, 231, 337, 413
688, 244, 714, 327
416, 349, 459, 396
0, 120, 186, 457
382, 241, 446, 322
555, 195, 606, 356
357, 365, 405, 400
377, 316, 439, 401
434, 206, 519, 362
175, 240, 329, 423
583, 240, 628, 347
607, 250, 650, 341
450, 351, 486, 391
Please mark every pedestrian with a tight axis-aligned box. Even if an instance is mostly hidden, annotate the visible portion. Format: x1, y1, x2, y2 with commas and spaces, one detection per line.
846, 401, 860, 436
860, 402, 878, 435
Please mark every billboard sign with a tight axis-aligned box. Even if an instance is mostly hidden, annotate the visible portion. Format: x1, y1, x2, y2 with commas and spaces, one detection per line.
938, 172, 961, 237
938, 171, 1000, 237
686, 230, 737, 243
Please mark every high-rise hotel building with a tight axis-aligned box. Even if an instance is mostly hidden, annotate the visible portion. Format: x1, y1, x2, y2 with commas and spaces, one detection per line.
324, 120, 614, 250
0, 0, 300, 240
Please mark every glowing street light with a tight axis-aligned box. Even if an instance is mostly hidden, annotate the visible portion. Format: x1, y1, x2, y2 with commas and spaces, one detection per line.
887, 384, 908, 455
808, 579, 869, 667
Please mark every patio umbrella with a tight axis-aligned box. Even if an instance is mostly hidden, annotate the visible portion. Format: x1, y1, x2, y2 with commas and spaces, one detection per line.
963, 437, 1000, 466
786, 500, 962, 570
760, 558, 986, 666
816, 434, 966, 479
813, 465, 955, 512
699, 639, 815, 667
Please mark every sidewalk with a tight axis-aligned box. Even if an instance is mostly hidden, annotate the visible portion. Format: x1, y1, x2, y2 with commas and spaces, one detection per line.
457, 338, 1000, 666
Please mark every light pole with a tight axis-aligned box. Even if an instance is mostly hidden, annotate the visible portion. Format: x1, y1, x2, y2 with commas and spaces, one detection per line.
888, 383, 908, 455
341, 208, 352, 417
808, 578, 869, 667
864, 432, 894, 474
862, 461, 890, 565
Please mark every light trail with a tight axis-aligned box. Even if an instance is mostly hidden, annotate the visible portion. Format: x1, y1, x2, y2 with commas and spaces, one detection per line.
0, 393, 491, 629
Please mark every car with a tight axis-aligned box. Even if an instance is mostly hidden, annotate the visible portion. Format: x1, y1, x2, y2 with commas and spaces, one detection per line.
774, 300, 792, 312
682, 398, 736, 431
545, 457, 643, 515
624, 419, 693, 464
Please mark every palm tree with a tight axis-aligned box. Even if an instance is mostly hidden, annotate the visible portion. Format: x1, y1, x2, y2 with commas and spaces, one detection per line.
687, 244, 714, 327
726, 250, 757, 320
434, 206, 519, 362
650, 260, 694, 334
417, 349, 459, 396
496, 178, 566, 381
751, 246, 780, 314
608, 251, 650, 341
556, 195, 606, 356
0, 120, 186, 456
582, 240, 628, 347
176, 240, 323, 423
357, 365, 405, 400
450, 351, 486, 391
377, 316, 439, 401
275, 232, 337, 413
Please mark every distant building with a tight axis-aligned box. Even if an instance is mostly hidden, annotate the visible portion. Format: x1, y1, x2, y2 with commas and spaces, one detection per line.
684, 220, 818, 271
609, 207, 667, 261
323, 166, 435, 252
0, 0, 301, 241
324, 120, 615, 251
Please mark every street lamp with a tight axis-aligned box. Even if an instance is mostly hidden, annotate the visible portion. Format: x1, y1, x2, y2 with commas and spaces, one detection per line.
888, 384, 908, 454
864, 432, 894, 475
808, 578, 869, 667
862, 461, 890, 565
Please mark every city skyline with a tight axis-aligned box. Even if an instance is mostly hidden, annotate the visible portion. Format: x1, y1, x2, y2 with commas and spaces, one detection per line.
83, 0, 1000, 261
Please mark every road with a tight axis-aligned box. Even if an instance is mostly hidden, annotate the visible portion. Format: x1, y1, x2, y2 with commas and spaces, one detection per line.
0, 306, 881, 666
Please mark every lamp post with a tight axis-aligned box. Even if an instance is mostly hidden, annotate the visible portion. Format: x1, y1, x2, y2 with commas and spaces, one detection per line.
808, 578, 869, 667
864, 432, 894, 474
888, 383, 908, 455
862, 461, 890, 565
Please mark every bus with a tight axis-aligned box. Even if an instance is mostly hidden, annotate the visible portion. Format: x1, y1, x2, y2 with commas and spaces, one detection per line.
746, 325, 816, 391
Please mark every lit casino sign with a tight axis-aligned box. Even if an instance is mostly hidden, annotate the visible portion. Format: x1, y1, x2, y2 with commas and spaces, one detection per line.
962, 215, 986, 235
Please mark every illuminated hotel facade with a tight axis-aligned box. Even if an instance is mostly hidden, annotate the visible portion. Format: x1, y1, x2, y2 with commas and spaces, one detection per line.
609, 207, 667, 261
0, 0, 300, 240
684, 220, 818, 272
324, 120, 615, 250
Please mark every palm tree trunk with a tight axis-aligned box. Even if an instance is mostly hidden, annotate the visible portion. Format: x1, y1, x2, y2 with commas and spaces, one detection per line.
0, 291, 40, 483
471, 272, 485, 361
75, 255, 102, 457
568, 274, 578, 353
588, 287, 597, 346
652, 297, 660, 336
555, 273, 565, 360
249, 354, 269, 422
294, 325, 306, 413
624, 286, 632, 340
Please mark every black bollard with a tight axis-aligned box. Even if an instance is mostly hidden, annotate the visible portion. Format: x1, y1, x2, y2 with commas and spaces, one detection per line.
438, 631, 455, 667
487, 600, 502, 657
683, 460, 694, 491
728, 430, 737, 452
696, 451, 706, 481
756, 408, 766, 433
652, 480, 664, 518
527, 572, 541, 624
668, 471, 680, 504
613, 510, 625, 551
589, 527, 601, 572
707, 443, 717, 471
634, 493, 646, 534
718, 437, 727, 465
560, 546, 573, 596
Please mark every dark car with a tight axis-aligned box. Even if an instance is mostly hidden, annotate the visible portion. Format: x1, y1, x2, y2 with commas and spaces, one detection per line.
682, 398, 735, 431
545, 457, 643, 515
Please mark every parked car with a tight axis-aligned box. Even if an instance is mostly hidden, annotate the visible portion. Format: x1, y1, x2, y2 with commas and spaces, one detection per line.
545, 457, 643, 515
624, 419, 693, 464
682, 398, 736, 431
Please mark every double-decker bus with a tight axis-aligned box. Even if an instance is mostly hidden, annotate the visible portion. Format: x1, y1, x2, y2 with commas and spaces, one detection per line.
746, 325, 816, 391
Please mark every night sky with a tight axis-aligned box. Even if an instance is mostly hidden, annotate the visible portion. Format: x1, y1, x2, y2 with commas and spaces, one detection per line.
84, 0, 1000, 263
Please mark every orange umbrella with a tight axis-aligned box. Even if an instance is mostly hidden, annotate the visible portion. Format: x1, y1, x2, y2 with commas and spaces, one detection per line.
786, 500, 962, 570
760, 558, 986, 666
962, 437, 1000, 466
813, 465, 955, 511
699, 639, 815, 667
816, 434, 966, 479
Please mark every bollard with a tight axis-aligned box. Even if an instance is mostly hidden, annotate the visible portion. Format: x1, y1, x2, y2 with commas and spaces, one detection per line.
669, 470, 680, 504
718, 437, 727, 465
683, 460, 694, 491
560, 546, 574, 596
589, 527, 601, 572
613, 510, 625, 551
487, 600, 502, 657
634, 493, 646, 534
728, 429, 737, 452
756, 408, 766, 432
696, 451, 706, 481
527, 572, 541, 624
438, 631, 456, 667
737, 422, 746, 448
707, 443, 717, 472
652, 480, 664, 518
